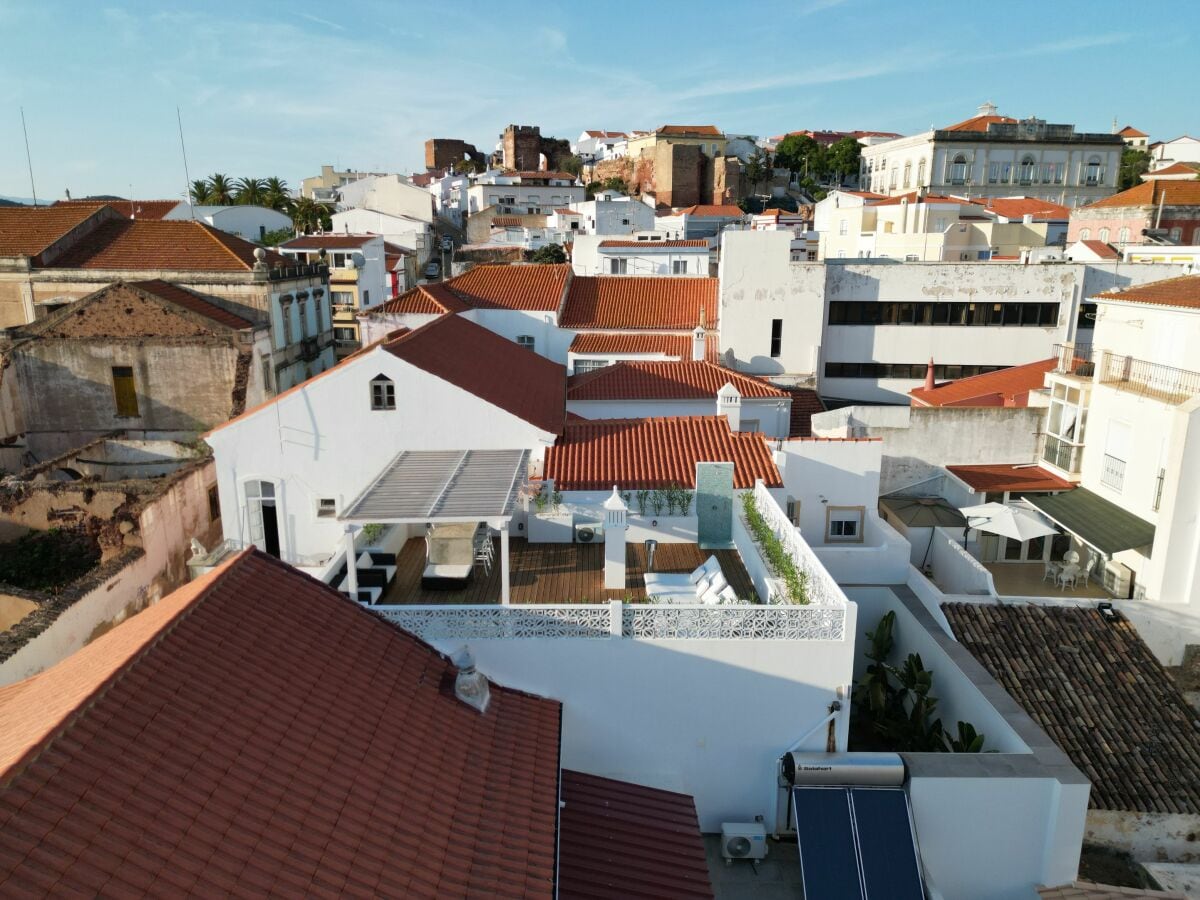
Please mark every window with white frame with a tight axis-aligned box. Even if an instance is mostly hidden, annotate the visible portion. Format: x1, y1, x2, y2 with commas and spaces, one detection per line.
672, 260, 688, 274
573, 359, 608, 375
786, 496, 801, 527
1101, 420, 1130, 492
1118, 227, 1130, 244
917, 159, 926, 186
316, 498, 337, 518
1079, 228, 1091, 240
370, 374, 396, 410
1083, 157, 1103, 186
1169, 226, 1183, 242
838, 219, 848, 236
1099, 227, 1110, 243
516, 335, 536, 351
1042, 381, 1087, 473
1018, 155, 1036, 185
949, 154, 968, 185
609, 258, 627, 274
826, 507, 864, 543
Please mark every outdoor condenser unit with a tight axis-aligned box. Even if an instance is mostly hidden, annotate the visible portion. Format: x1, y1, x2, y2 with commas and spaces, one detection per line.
574, 522, 604, 543
720, 821, 769, 863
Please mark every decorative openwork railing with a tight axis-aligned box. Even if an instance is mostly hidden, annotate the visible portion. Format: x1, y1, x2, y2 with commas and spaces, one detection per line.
752, 482, 850, 609
374, 601, 846, 641
1098, 353, 1200, 404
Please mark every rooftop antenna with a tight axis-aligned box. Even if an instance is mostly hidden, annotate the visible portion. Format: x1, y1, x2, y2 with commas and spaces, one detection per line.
19, 107, 38, 207
176, 106, 196, 220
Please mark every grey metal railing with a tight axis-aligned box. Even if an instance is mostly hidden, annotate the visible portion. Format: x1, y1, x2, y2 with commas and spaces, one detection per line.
1100, 454, 1126, 492
1052, 343, 1095, 377
1098, 353, 1200, 403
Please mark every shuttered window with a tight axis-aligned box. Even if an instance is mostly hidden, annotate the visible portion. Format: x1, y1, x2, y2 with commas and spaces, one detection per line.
111, 366, 139, 417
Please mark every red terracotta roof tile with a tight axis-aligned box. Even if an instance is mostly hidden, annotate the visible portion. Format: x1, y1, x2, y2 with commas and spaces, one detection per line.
47, 220, 288, 271
543, 416, 781, 490
785, 388, 825, 438
1143, 162, 1200, 177
0, 205, 105, 258
568, 332, 718, 360
374, 283, 470, 315
491, 216, 526, 227
443, 263, 570, 311
583, 130, 628, 139
983, 197, 1071, 220
279, 235, 374, 250
1082, 178, 1200, 209
942, 113, 1017, 133
558, 770, 712, 899
130, 280, 256, 330
656, 125, 723, 137
0, 550, 562, 897
1077, 240, 1120, 259
567, 360, 786, 401
673, 205, 745, 218
598, 239, 709, 249
870, 191, 963, 206
946, 464, 1075, 493
560, 276, 718, 330
51, 199, 181, 220
1096, 274, 1200, 310
383, 314, 566, 434
909, 358, 1054, 407
1118, 125, 1148, 138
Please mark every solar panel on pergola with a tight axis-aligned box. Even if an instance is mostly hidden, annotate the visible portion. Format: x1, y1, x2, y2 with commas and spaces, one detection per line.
341, 449, 529, 523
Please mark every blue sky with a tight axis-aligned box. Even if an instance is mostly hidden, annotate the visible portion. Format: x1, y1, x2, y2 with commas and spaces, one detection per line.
2, 0, 1197, 200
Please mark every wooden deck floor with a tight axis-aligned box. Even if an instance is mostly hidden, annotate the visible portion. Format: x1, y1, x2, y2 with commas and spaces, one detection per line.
378, 537, 755, 606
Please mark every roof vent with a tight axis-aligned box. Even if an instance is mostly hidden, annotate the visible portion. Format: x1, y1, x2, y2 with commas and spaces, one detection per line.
452, 647, 491, 714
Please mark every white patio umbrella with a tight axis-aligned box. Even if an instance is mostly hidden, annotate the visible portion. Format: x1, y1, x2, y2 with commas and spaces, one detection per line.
959, 502, 1058, 542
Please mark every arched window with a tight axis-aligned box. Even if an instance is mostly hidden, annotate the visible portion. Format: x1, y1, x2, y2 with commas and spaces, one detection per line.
1079, 228, 1091, 240
1084, 156, 1103, 186
902, 161, 911, 189
949, 154, 968, 185
1098, 228, 1110, 243
370, 374, 395, 410
1118, 227, 1130, 244
917, 159, 926, 187
516, 335, 536, 351
1018, 155, 1036, 185
1169, 227, 1183, 242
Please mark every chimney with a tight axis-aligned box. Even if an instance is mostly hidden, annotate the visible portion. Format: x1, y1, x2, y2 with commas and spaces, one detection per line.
692, 326, 707, 361
602, 486, 627, 590
924, 357, 936, 392
717, 383, 742, 431
451, 647, 491, 714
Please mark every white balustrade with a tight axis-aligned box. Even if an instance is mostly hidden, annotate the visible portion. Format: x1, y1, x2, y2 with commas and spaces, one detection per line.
750, 482, 849, 609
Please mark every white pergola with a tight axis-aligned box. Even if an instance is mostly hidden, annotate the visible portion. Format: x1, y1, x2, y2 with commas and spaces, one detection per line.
339, 449, 529, 603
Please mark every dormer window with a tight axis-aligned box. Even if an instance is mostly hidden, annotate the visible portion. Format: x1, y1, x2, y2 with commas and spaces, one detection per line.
370, 375, 396, 410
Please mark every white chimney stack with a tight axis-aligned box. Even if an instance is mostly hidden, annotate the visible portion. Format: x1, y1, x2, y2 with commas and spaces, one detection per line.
717, 383, 742, 432
692, 326, 706, 361
451, 647, 491, 714
602, 485, 627, 590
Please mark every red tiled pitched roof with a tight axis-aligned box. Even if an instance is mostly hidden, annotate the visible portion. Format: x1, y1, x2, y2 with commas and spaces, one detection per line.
47, 220, 288, 271
554, 208, 580, 215
560, 276, 719, 329
1096, 274, 1200, 310
909, 358, 1054, 407
942, 113, 1017, 132
279, 234, 375, 250
983, 197, 1072, 220
567, 360, 786, 401
598, 239, 709, 248
1076, 239, 1120, 259
543, 416, 781, 490
1082, 178, 1200, 209
131, 280, 256, 329
492, 216, 526, 227
558, 770, 712, 899
375, 283, 470, 315
0, 205, 106, 258
51, 198, 181, 220
568, 332, 719, 360
443, 263, 570, 311
946, 463, 1075, 493
656, 125, 723, 137
870, 191, 963, 206
384, 314, 566, 434
1143, 162, 1200, 177
785, 388, 825, 438
674, 204, 745, 218
0, 550, 562, 897
1118, 125, 1148, 138
583, 130, 627, 139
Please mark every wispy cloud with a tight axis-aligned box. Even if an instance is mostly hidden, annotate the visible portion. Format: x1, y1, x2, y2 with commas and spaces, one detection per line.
296, 11, 345, 31
796, 0, 849, 14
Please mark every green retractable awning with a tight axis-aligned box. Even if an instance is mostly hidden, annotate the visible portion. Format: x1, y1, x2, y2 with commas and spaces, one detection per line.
1026, 488, 1156, 555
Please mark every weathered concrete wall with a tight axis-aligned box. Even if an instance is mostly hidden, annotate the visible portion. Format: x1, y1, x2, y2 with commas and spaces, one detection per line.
812, 405, 1045, 494
425, 137, 483, 171
14, 340, 243, 438
656, 143, 704, 209
1086, 810, 1200, 863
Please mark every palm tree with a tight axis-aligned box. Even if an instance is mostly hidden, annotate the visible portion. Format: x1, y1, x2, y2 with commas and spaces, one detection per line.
263, 176, 291, 213
206, 173, 235, 205
189, 179, 211, 204
291, 197, 330, 234
234, 177, 266, 207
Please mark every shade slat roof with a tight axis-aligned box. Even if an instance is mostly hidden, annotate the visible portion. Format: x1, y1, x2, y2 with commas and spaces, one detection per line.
1026, 487, 1155, 555
342, 449, 528, 521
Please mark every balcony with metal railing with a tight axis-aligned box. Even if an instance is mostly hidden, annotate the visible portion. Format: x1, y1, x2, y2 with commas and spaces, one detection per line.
1051, 343, 1095, 378
1100, 454, 1126, 492
1042, 435, 1084, 474
1097, 353, 1200, 404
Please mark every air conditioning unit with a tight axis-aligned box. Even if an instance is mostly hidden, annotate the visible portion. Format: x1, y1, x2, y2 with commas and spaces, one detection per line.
574, 522, 604, 543
1102, 560, 1133, 599
721, 822, 769, 863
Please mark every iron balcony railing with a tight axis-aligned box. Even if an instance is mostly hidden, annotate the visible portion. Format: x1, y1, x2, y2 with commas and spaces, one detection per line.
1097, 353, 1200, 403
1052, 342, 1095, 377
1042, 435, 1084, 474
1100, 454, 1126, 492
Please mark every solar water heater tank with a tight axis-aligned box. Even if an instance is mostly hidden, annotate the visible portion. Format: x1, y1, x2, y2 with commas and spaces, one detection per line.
780, 751, 905, 787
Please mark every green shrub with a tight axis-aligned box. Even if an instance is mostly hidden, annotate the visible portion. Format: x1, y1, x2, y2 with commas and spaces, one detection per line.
740, 492, 808, 604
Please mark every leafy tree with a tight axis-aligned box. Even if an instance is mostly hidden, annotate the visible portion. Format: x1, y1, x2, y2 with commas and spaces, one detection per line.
560, 154, 584, 177
528, 243, 566, 264
774, 133, 821, 179
259, 227, 294, 247
826, 137, 862, 186
189, 179, 212, 204
234, 177, 266, 207
1118, 148, 1150, 191
744, 149, 773, 194
205, 173, 235, 205
453, 158, 480, 175
600, 176, 628, 194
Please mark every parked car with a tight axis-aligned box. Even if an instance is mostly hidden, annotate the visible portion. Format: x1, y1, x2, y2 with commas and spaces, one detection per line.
424, 260, 441, 279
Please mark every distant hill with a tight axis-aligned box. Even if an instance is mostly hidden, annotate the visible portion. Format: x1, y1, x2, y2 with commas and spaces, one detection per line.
0, 195, 41, 206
